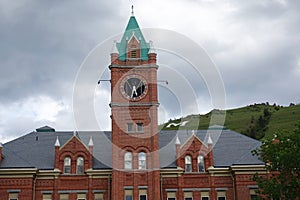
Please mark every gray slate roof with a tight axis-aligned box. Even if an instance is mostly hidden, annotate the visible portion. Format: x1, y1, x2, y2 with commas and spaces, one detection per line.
0, 127, 263, 170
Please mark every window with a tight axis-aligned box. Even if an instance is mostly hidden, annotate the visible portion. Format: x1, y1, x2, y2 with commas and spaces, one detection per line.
131, 50, 137, 58
185, 155, 192, 172
198, 155, 205, 172
138, 152, 146, 170
94, 193, 104, 200
250, 189, 258, 200
217, 191, 226, 200
201, 191, 210, 200
64, 157, 71, 174
125, 190, 133, 200
60, 194, 69, 200
127, 123, 133, 132
124, 152, 133, 169
43, 194, 52, 200
139, 189, 147, 200
9, 193, 18, 200
167, 192, 176, 200
137, 123, 143, 132
77, 157, 84, 174
77, 193, 86, 200
184, 192, 193, 200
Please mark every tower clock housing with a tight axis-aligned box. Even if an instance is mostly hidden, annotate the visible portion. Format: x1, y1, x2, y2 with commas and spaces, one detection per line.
109, 13, 160, 200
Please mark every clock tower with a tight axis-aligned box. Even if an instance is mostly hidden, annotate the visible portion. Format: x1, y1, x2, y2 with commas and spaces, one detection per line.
109, 12, 160, 200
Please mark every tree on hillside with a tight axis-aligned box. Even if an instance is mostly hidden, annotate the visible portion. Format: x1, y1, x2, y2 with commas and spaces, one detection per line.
252, 124, 300, 199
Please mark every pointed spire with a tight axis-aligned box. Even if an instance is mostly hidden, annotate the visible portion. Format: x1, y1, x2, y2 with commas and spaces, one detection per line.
148, 40, 156, 54
175, 135, 181, 145
192, 130, 195, 135
55, 136, 60, 147
0, 142, 3, 148
88, 136, 94, 147
111, 40, 119, 54
207, 135, 213, 145
131, 5, 134, 16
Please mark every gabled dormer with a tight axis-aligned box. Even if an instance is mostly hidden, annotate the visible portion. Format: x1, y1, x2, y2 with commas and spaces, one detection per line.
54, 134, 93, 175
176, 133, 214, 173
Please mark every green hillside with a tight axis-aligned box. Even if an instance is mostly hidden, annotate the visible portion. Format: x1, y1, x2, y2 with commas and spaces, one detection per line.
160, 103, 300, 140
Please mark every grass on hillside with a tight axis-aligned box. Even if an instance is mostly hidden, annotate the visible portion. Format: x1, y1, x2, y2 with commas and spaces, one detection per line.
160, 103, 300, 140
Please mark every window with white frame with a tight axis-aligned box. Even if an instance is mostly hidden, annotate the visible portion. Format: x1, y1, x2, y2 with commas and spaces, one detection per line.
124, 152, 133, 169
185, 155, 192, 172
9, 193, 18, 200
76, 157, 84, 174
139, 189, 147, 200
138, 152, 146, 170
250, 189, 258, 200
94, 193, 104, 200
125, 189, 133, 200
184, 192, 193, 200
167, 192, 176, 200
201, 191, 210, 200
137, 123, 143, 132
198, 155, 205, 172
42, 194, 52, 200
127, 123, 133, 132
77, 193, 86, 200
64, 157, 71, 174
217, 191, 226, 200
60, 194, 69, 200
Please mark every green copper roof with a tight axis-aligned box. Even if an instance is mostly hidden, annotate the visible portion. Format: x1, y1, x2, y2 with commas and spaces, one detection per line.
117, 16, 150, 61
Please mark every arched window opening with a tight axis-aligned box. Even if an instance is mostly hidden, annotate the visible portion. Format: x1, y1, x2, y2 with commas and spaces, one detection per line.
124, 152, 133, 169
64, 157, 71, 174
138, 152, 146, 170
76, 156, 84, 174
198, 155, 205, 172
185, 155, 192, 172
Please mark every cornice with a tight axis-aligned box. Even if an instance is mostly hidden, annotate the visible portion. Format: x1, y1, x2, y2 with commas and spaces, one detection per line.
110, 102, 159, 107
109, 64, 159, 69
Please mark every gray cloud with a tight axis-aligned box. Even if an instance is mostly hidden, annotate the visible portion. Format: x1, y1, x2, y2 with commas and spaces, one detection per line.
0, 0, 300, 142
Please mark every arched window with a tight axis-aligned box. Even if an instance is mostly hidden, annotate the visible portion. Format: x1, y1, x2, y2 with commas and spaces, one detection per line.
138, 152, 146, 170
198, 155, 205, 172
64, 157, 71, 174
124, 152, 133, 169
76, 157, 84, 174
185, 155, 192, 172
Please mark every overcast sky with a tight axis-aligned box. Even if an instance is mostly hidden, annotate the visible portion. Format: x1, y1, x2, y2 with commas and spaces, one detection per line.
1, 0, 299, 143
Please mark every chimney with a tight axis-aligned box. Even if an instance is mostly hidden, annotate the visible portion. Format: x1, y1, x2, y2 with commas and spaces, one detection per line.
54, 137, 60, 169
88, 136, 94, 169
148, 40, 157, 64
207, 135, 214, 167
110, 40, 119, 65
175, 135, 181, 166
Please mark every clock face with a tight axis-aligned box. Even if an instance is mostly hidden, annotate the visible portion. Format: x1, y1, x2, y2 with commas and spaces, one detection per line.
120, 75, 148, 100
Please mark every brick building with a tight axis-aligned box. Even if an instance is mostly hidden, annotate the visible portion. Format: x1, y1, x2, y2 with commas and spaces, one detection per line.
0, 12, 265, 200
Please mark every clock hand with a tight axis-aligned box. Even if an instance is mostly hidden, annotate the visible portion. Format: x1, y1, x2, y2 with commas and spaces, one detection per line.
131, 85, 137, 98
126, 81, 133, 90
137, 80, 142, 88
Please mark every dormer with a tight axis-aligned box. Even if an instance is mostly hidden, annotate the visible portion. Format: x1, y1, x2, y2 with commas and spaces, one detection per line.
126, 32, 141, 60
176, 133, 214, 173
54, 134, 93, 174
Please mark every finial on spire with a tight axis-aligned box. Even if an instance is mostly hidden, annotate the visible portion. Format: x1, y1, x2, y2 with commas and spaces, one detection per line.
55, 136, 60, 147
131, 5, 134, 16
